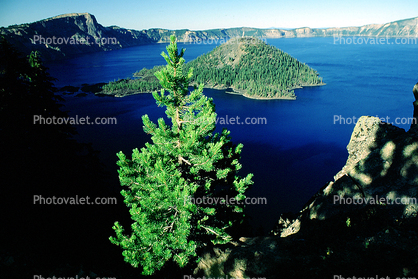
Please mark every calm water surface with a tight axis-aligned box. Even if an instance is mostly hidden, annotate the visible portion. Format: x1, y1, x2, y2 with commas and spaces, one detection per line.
46, 37, 418, 231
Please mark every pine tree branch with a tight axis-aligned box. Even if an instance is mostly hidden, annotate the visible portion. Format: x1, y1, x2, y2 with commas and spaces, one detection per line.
179, 156, 192, 165
199, 225, 231, 241
163, 209, 178, 232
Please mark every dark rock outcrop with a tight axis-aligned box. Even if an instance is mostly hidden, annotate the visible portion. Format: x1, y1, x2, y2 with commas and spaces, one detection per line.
412, 83, 418, 131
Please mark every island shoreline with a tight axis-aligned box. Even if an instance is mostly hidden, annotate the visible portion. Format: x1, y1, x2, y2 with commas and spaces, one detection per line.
95, 82, 326, 99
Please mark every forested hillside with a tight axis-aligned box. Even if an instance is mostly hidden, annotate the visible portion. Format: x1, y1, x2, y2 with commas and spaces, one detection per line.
185, 37, 323, 98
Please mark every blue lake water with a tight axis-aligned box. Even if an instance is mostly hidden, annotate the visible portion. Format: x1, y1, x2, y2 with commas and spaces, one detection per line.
46, 37, 418, 232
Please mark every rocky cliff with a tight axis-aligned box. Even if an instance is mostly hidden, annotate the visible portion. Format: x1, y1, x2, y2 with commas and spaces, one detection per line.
193, 86, 418, 278
0, 13, 154, 60
1, 13, 418, 61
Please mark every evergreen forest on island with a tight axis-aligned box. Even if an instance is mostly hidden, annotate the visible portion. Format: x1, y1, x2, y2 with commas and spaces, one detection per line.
100, 37, 324, 99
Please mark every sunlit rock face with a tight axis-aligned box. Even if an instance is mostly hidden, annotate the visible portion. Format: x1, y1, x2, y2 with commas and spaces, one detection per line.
299, 115, 418, 224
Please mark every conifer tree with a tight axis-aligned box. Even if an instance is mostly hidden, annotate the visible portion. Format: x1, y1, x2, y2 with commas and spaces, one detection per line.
110, 35, 253, 275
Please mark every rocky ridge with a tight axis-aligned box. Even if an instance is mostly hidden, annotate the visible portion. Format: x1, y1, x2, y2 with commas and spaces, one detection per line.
1, 13, 418, 61
0, 13, 153, 60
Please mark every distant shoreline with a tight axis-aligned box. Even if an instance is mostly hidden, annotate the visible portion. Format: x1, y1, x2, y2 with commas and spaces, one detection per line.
221, 83, 326, 100
199, 84, 297, 100
224, 89, 296, 100
96, 82, 325, 99
242, 94, 296, 100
